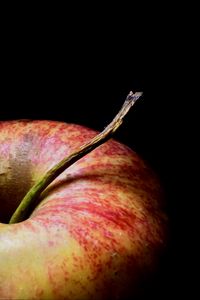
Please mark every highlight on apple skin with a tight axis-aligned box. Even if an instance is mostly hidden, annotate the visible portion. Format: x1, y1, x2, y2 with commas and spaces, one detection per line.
0, 120, 168, 299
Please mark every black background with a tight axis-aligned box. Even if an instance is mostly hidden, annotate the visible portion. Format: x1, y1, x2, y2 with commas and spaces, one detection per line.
0, 6, 193, 299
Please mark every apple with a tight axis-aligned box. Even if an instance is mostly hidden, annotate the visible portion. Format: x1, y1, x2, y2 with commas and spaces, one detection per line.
0, 95, 168, 299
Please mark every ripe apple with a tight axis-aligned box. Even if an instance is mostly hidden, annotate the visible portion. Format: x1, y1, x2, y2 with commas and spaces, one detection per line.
0, 100, 168, 299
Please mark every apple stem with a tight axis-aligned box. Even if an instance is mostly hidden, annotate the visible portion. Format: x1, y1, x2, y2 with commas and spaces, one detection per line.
9, 91, 143, 224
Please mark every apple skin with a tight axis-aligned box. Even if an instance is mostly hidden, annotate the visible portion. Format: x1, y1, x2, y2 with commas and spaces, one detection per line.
0, 120, 168, 300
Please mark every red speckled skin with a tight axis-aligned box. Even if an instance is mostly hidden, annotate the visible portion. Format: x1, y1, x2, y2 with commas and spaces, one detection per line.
0, 120, 168, 300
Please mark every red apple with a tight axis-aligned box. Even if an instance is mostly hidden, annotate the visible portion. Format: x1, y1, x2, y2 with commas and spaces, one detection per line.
0, 119, 167, 299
